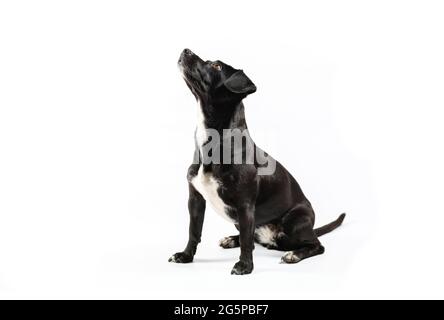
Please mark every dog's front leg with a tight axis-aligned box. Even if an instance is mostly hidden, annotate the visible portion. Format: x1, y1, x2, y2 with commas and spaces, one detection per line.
231, 206, 255, 275
169, 184, 206, 263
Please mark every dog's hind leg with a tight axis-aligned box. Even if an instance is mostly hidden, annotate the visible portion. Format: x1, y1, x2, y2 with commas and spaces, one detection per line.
219, 223, 240, 248
280, 244, 325, 263
219, 235, 240, 249
276, 204, 325, 264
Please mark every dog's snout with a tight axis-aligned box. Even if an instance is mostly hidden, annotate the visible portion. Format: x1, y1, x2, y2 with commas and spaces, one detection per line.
178, 48, 196, 70
179, 48, 196, 66
183, 48, 193, 56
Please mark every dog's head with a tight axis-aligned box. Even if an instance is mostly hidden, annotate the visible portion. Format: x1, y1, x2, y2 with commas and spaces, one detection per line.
178, 48, 256, 103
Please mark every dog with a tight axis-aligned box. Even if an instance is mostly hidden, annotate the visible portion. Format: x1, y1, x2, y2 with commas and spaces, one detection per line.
169, 48, 345, 275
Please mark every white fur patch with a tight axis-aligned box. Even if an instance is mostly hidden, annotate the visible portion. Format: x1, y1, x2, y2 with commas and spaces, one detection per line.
191, 166, 234, 223
255, 225, 277, 247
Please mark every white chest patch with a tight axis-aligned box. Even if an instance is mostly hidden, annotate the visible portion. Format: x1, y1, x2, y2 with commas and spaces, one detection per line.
191, 166, 234, 223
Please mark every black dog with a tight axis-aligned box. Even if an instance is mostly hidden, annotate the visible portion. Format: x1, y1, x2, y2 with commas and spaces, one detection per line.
169, 49, 345, 275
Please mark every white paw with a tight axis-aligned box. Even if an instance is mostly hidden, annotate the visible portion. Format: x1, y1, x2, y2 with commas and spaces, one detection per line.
281, 251, 301, 264
219, 237, 236, 248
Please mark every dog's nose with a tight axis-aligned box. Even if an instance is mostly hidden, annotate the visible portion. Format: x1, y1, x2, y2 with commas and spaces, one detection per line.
183, 48, 193, 56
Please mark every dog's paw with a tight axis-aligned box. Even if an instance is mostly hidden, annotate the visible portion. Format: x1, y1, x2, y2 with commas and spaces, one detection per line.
219, 236, 239, 249
168, 251, 193, 263
231, 260, 253, 275
280, 251, 301, 264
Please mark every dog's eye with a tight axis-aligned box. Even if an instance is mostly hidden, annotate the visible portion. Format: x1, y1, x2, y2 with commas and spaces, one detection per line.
211, 63, 222, 71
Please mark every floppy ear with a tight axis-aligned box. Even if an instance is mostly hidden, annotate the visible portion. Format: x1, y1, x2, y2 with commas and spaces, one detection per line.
224, 70, 257, 95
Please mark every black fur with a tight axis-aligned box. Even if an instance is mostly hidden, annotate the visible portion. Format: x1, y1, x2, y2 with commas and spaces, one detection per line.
169, 49, 345, 275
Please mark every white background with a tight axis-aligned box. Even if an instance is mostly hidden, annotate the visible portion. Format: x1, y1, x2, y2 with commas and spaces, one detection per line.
1, 1, 443, 299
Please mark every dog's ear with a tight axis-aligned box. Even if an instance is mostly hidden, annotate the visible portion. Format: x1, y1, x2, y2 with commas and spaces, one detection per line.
224, 70, 257, 95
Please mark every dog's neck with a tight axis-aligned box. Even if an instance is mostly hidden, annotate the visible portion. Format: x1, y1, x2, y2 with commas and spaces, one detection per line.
196, 98, 247, 130
195, 99, 247, 148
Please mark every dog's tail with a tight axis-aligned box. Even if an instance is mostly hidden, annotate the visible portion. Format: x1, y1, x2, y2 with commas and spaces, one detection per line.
314, 213, 346, 237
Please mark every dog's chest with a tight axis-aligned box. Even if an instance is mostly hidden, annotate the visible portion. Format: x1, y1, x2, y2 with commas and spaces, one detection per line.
190, 166, 234, 223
